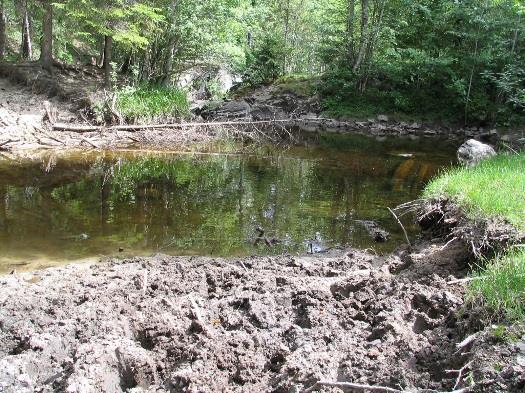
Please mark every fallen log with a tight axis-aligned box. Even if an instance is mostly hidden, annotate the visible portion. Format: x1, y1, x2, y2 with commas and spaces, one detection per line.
52, 119, 294, 133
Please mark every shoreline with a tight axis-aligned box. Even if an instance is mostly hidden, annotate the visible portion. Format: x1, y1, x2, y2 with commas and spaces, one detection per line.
1, 68, 524, 154
0, 241, 522, 392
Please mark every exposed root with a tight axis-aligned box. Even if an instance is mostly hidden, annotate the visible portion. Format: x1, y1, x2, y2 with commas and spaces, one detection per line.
417, 198, 524, 260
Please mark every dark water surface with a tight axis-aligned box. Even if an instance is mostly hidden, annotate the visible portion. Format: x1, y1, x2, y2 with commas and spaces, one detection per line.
0, 134, 457, 272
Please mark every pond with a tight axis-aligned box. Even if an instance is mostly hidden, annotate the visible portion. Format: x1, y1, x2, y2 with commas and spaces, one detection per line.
0, 133, 458, 273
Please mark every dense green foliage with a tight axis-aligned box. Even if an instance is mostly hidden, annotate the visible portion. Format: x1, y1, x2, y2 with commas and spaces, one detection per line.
0, 0, 523, 124
424, 152, 525, 230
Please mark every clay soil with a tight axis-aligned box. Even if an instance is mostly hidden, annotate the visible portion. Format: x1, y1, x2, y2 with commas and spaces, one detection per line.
1, 240, 524, 393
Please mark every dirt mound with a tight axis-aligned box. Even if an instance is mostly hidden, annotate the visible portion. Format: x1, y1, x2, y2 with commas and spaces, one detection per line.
1, 244, 522, 392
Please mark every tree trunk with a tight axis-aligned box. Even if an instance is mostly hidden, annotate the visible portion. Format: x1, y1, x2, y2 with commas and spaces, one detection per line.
464, 38, 479, 125
352, 0, 369, 72
510, 13, 520, 55
0, 0, 6, 60
40, 0, 53, 71
161, 36, 176, 86
103, 35, 113, 89
359, 0, 386, 91
347, 0, 355, 64
282, 0, 290, 74
21, 4, 32, 60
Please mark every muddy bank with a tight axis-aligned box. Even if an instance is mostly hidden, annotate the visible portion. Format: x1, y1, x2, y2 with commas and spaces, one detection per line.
0, 66, 214, 152
1, 242, 524, 392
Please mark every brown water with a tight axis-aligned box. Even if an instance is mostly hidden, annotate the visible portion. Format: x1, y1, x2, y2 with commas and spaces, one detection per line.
0, 134, 458, 272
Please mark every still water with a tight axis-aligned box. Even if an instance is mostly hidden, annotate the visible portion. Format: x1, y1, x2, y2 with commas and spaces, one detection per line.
0, 134, 457, 272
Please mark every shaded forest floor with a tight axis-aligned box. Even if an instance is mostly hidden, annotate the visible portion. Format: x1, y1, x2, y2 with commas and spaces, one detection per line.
1, 242, 524, 393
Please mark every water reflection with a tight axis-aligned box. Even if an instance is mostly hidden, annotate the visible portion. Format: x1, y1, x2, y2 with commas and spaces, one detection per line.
0, 134, 457, 272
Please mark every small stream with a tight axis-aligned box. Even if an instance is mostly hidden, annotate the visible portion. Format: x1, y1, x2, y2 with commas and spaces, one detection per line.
0, 133, 458, 273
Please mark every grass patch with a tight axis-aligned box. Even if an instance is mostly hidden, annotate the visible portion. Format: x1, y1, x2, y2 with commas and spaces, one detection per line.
116, 85, 190, 123
468, 250, 525, 321
273, 74, 318, 97
424, 152, 525, 231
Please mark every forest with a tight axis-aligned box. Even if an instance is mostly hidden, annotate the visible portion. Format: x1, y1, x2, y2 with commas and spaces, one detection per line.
0, 0, 524, 125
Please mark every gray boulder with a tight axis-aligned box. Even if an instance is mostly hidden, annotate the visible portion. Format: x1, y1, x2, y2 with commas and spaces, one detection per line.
457, 139, 496, 166
207, 100, 251, 120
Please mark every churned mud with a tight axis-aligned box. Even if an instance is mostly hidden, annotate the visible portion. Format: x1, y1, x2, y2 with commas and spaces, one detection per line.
1, 241, 524, 392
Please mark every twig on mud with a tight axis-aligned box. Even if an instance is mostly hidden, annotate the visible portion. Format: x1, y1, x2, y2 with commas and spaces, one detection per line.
440, 237, 459, 251
302, 381, 402, 393
303, 380, 476, 393
388, 207, 412, 248
142, 270, 148, 296
189, 296, 211, 337
237, 260, 249, 272
447, 276, 483, 285
446, 361, 473, 390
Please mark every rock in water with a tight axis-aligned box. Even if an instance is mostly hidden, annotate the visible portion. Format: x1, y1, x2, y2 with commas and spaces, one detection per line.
457, 139, 496, 167
356, 220, 390, 243
307, 232, 325, 254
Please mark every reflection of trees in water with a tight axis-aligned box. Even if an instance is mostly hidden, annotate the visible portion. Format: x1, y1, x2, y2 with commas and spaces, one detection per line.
0, 150, 448, 260
0, 186, 6, 231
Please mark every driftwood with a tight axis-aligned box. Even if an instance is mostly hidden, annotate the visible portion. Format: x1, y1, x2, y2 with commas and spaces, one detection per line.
80, 137, 101, 149
52, 119, 294, 133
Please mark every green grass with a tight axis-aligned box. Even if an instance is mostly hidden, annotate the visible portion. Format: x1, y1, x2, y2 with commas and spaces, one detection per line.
116, 85, 190, 123
425, 152, 525, 322
468, 250, 525, 321
424, 152, 525, 231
